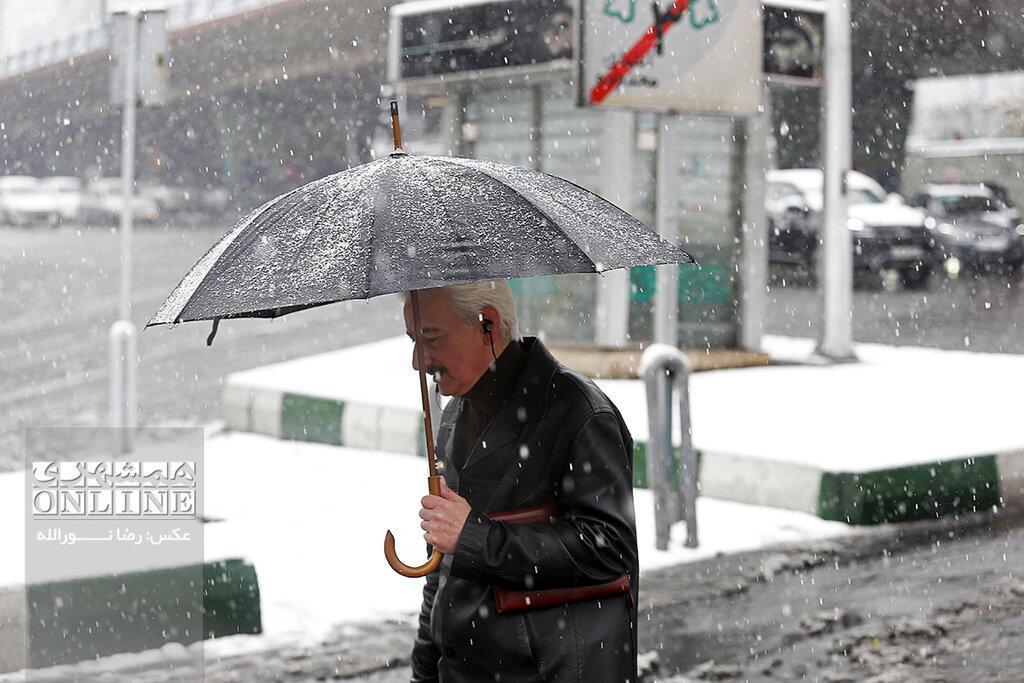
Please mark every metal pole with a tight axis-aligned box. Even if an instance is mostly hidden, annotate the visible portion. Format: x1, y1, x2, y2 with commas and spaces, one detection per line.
654, 114, 678, 347
530, 84, 543, 171
442, 89, 467, 158
596, 109, 634, 347
738, 103, 770, 352
119, 12, 137, 323
111, 11, 138, 453
817, 0, 855, 360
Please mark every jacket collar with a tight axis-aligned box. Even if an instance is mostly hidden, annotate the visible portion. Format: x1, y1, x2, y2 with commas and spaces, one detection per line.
451, 336, 560, 473
503, 336, 560, 424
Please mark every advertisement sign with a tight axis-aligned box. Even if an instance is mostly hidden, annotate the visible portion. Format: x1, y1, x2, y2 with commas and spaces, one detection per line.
579, 0, 762, 113
389, 0, 575, 85
763, 0, 825, 85
109, 10, 168, 107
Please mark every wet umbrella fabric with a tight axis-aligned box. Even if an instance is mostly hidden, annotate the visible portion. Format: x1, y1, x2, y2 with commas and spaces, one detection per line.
147, 152, 693, 328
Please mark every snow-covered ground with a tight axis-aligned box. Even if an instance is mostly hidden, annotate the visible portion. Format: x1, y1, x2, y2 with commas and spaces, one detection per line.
0, 430, 850, 661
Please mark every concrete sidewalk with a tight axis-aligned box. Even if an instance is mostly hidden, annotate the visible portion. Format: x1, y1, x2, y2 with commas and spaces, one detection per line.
222, 335, 1024, 525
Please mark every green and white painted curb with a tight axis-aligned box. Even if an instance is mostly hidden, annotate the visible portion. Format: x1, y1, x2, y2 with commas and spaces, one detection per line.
224, 383, 1024, 526
224, 383, 427, 457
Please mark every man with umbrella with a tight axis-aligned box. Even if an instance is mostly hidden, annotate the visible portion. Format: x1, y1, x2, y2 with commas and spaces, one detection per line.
406, 280, 639, 682
150, 102, 691, 683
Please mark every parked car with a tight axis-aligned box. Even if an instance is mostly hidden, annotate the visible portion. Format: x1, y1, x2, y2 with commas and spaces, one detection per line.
139, 182, 192, 215
766, 169, 934, 287
80, 178, 161, 225
908, 184, 1024, 274
0, 175, 60, 227
40, 176, 84, 225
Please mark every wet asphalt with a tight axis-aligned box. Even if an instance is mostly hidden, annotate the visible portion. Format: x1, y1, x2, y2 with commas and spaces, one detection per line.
0, 224, 403, 472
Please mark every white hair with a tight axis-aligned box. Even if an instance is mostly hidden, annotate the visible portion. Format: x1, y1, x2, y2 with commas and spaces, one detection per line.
404, 281, 521, 340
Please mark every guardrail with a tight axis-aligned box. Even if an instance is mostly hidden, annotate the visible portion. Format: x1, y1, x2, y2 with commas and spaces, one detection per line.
639, 344, 698, 551
0, 0, 279, 80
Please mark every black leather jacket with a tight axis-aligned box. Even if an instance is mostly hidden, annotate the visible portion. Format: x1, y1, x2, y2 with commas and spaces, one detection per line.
410, 337, 639, 682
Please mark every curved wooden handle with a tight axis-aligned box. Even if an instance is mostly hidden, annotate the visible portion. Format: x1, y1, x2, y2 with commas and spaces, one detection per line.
384, 531, 443, 578
384, 474, 444, 577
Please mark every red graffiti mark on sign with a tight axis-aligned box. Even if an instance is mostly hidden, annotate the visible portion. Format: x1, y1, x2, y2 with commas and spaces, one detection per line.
589, 0, 691, 104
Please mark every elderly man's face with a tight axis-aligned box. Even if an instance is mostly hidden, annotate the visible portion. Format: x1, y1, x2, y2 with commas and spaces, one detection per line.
403, 290, 495, 397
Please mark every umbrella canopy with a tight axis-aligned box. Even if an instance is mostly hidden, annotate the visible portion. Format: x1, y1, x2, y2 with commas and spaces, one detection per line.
148, 152, 693, 327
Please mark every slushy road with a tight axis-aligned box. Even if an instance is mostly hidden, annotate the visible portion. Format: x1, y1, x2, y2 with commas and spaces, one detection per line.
0, 224, 403, 472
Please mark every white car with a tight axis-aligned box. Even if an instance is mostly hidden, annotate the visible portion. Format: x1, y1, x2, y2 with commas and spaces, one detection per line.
0, 175, 60, 227
40, 176, 84, 224
80, 178, 161, 225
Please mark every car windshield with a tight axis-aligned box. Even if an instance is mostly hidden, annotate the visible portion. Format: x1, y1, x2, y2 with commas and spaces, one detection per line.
767, 182, 803, 202
848, 187, 885, 204
935, 195, 1003, 215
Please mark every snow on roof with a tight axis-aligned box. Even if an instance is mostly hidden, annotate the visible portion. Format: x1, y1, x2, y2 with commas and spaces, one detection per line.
908, 70, 1024, 144
905, 136, 1024, 157
767, 168, 881, 192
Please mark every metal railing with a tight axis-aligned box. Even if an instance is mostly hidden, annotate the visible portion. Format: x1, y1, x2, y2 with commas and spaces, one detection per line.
0, 0, 280, 80
640, 344, 698, 550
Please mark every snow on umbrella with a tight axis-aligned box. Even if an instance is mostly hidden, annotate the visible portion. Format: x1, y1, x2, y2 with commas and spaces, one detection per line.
148, 102, 694, 577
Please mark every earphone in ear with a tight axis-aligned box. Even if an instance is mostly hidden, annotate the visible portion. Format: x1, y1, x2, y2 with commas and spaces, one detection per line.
478, 313, 494, 334
479, 314, 497, 361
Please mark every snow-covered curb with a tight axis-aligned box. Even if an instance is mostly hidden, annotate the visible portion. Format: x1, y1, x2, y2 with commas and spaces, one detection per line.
221, 335, 1024, 525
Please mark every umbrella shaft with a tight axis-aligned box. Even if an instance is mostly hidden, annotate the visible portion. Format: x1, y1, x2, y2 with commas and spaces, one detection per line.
410, 290, 437, 474
390, 100, 403, 150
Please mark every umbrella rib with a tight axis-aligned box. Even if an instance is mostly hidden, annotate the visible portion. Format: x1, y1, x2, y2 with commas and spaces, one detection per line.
283, 168, 371, 276
414, 160, 478, 281
148, 193, 282, 325
433, 157, 597, 271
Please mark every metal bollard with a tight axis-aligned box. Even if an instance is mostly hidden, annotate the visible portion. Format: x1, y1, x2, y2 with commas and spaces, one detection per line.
639, 344, 698, 550
109, 320, 137, 454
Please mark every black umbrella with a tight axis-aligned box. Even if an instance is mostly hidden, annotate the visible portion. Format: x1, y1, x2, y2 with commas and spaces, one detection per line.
149, 102, 694, 577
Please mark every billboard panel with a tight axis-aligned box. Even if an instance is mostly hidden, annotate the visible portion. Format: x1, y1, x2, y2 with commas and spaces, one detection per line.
389, 0, 575, 85
763, 1, 824, 85
579, 0, 762, 113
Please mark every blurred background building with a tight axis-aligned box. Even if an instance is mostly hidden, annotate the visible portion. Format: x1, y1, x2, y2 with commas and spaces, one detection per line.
1, 0, 1023, 347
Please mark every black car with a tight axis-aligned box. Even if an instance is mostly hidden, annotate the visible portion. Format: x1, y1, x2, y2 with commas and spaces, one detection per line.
909, 184, 1024, 274
767, 169, 935, 287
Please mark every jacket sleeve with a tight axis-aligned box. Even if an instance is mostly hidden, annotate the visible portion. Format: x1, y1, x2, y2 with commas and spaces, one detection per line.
409, 562, 441, 682
450, 409, 638, 590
